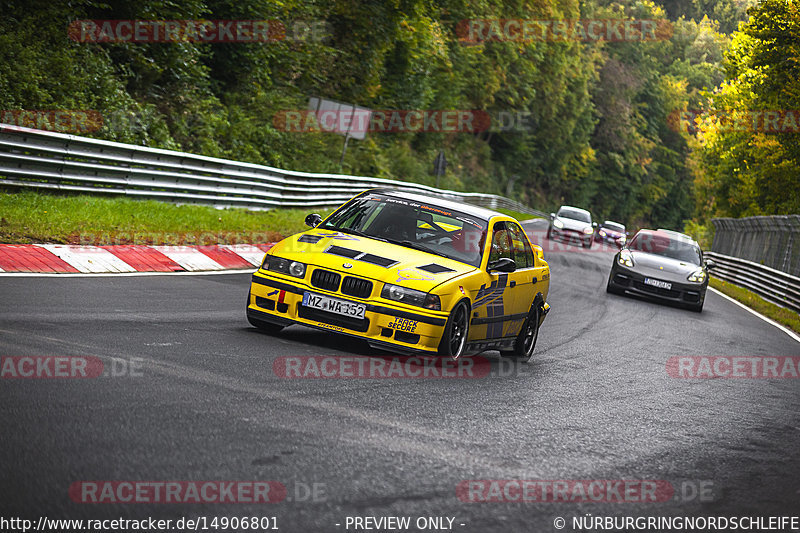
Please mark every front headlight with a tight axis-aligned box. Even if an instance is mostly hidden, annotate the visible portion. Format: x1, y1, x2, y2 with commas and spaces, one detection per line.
583, 227, 594, 235
687, 269, 706, 283
599, 230, 607, 237
553, 219, 564, 229
381, 283, 441, 310
618, 250, 634, 268
264, 255, 306, 278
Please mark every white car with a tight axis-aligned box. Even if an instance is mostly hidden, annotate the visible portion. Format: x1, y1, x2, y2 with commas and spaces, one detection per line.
547, 206, 596, 248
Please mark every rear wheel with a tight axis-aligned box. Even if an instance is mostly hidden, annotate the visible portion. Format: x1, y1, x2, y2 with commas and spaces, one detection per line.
501, 306, 541, 363
438, 301, 470, 360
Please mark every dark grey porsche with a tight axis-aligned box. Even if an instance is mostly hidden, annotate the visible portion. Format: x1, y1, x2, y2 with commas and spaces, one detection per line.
606, 229, 715, 312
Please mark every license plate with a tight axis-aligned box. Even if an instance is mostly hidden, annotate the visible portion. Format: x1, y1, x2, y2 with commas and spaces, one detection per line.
302, 292, 366, 319
644, 278, 672, 290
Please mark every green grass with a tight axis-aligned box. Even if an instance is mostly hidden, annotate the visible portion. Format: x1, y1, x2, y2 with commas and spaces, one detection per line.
0, 190, 331, 245
710, 277, 800, 334
497, 208, 541, 221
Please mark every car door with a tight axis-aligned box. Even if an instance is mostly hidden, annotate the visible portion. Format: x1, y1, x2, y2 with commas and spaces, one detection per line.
470, 221, 529, 339
505, 221, 549, 334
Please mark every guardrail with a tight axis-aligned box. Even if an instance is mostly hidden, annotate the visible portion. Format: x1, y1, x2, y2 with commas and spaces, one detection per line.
706, 251, 800, 314
0, 124, 545, 217
712, 215, 800, 278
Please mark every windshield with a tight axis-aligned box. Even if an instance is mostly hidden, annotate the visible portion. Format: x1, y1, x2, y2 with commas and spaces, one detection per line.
629, 233, 702, 265
320, 193, 489, 267
558, 208, 591, 223
603, 222, 625, 232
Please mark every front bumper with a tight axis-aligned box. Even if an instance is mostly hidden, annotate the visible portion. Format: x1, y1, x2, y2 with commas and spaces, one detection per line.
608, 264, 707, 305
596, 234, 624, 246
247, 272, 449, 354
550, 227, 592, 245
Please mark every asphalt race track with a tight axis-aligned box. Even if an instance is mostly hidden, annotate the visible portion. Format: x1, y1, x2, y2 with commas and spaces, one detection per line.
1, 219, 799, 532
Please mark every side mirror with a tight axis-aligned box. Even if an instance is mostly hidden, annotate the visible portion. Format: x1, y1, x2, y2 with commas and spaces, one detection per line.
550, 212, 555, 219
626, 231, 630, 236
592, 222, 598, 228
305, 213, 322, 228
531, 244, 544, 261
488, 257, 516, 273
705, 259, 717, 270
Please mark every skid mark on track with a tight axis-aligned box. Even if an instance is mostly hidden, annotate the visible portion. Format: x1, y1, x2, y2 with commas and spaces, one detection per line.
0, 327, 542, 476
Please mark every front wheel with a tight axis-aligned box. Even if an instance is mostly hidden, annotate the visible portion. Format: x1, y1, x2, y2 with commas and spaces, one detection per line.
501, 306, 541, 362
438, 301, 470, 360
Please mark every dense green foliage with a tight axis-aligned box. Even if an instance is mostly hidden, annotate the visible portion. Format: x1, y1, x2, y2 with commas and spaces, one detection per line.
693, 0, 800, 223
1, 0, 792, 235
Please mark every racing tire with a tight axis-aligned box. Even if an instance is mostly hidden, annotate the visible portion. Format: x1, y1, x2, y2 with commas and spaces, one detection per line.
546, 228, 552, 240
438, 301, 470, 360
501, 305, 541, 363
583, 239, 592, 248
247, 314, 285, 334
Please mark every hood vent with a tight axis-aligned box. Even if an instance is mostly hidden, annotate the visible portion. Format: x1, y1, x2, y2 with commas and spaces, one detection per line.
326, 245, 361, 259
360, 254, 398, 267
298, 234, 324, 244
418, 263, 455, 274
325, 246, 398, 268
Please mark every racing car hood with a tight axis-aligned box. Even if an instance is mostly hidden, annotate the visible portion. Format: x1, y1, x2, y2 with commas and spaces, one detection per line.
629, 251, 703, 281
557, 216, 593, 233
267, 230, 478, 292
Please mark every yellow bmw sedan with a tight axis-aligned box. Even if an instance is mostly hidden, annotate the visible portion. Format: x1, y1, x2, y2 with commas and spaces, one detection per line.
247, 189, 550, 361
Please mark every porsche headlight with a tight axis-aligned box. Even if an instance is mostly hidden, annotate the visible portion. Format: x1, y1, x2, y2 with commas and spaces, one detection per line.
264, 255, 306, 278
381, 283, 441, 310
553, 219, 564, 229
583, 227, 594, 235
687, 269, 706, 283
618, 250, 634, 268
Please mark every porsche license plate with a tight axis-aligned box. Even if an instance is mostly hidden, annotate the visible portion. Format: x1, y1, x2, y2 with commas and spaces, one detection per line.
644, 278, 672, 290
302, 292, 366, 319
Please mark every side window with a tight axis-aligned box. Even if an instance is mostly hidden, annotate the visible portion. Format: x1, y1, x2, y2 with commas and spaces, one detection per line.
489, 222, 513, 263
507, 222, 534, 268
